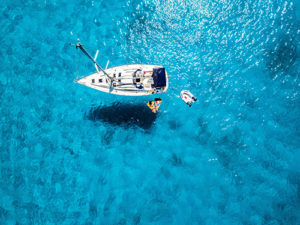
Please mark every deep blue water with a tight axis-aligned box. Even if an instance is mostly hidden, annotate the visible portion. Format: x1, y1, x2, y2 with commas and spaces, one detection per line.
1, 0, 300, 224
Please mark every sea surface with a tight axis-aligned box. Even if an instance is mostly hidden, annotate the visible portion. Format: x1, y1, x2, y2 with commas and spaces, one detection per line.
0, 0, 300, 224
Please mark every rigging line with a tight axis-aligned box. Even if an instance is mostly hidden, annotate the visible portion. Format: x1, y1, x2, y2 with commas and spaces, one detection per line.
75, 45, 79, 80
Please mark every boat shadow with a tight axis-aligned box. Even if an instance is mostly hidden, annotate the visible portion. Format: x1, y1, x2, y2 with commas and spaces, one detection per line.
85, 102, 157, 130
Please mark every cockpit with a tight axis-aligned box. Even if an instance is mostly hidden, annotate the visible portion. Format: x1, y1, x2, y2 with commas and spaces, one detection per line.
133, 68, 167, 90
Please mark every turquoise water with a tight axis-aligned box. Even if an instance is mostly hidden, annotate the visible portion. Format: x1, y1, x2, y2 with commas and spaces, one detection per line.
1, 0, 300, 224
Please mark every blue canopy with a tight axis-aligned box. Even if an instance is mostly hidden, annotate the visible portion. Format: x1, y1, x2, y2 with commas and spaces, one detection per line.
153, 68, 166, 88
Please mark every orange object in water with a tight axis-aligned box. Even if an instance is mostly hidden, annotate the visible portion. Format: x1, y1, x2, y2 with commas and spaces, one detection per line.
147, 98, 162, 113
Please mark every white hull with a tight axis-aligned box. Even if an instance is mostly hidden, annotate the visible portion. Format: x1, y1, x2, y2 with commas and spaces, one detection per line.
76, 64, 169, 96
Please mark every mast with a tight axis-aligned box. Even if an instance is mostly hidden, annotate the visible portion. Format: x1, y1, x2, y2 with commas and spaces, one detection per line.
76, 43, 114, 81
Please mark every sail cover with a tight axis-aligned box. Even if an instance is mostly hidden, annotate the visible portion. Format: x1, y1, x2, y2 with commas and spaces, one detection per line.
153, 68, 166, 87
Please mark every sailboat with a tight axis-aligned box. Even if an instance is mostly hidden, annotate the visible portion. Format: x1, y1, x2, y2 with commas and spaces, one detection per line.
74, 43, 169, 96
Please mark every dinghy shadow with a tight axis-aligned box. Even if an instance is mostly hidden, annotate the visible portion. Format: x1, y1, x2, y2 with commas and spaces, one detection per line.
85, 102, 157, 129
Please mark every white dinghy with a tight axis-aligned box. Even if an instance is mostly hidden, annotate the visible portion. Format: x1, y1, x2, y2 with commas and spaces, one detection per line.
180, 90, 197, 107
75, 43, 169, 96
